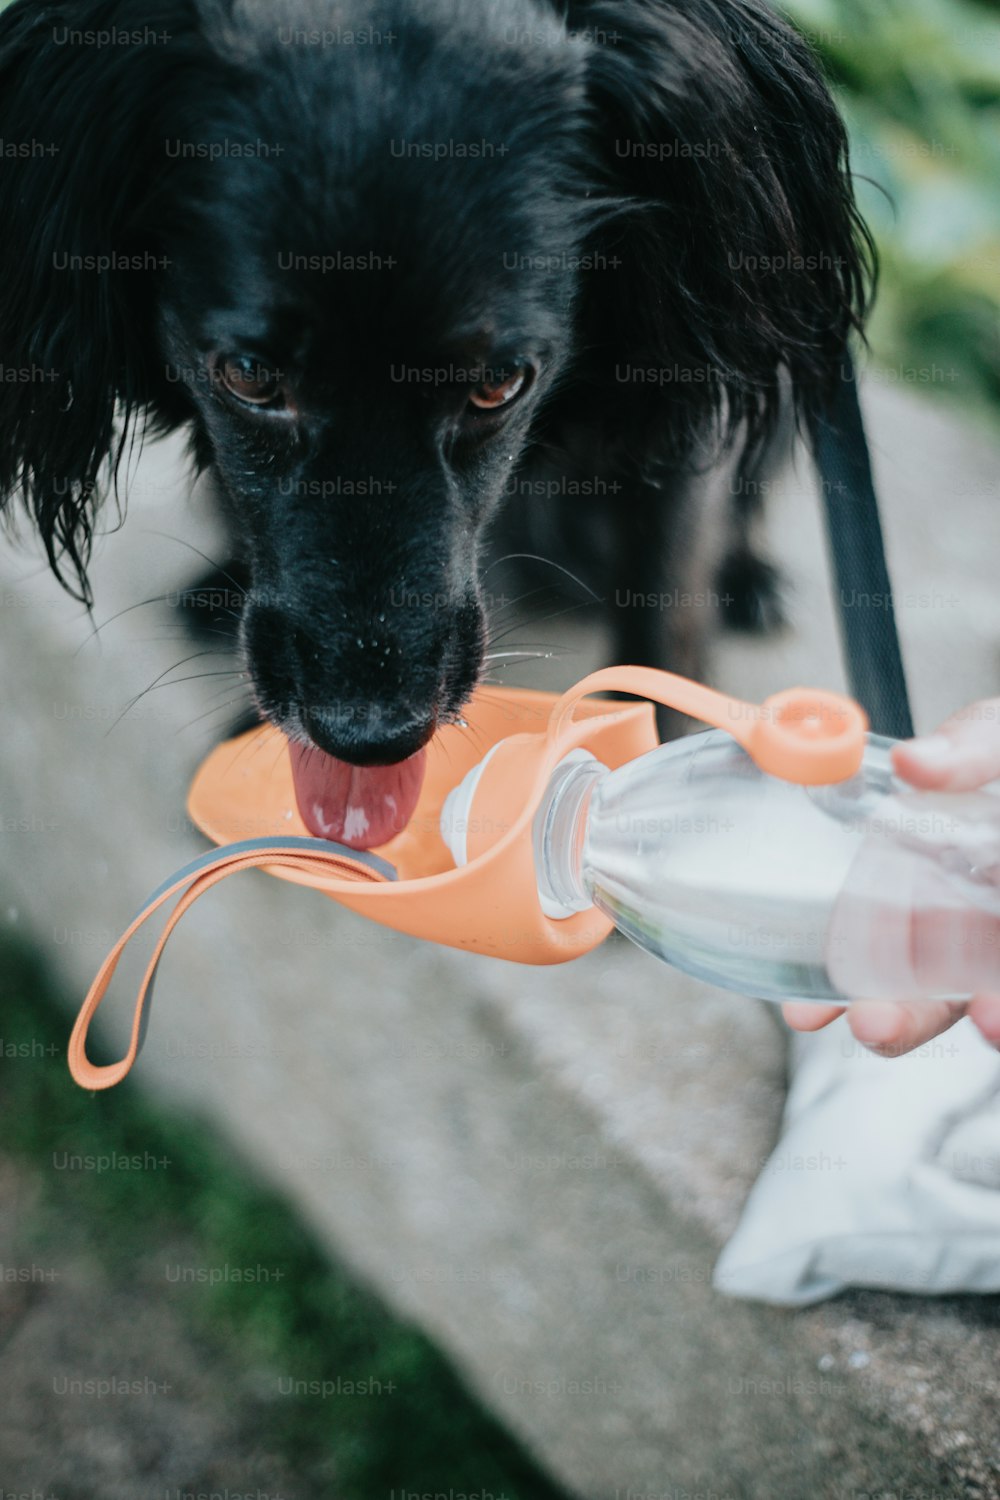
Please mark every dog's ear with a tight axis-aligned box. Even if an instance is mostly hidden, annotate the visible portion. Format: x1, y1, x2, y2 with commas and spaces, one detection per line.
0, 0, 210, 600
577, 0, 873, 450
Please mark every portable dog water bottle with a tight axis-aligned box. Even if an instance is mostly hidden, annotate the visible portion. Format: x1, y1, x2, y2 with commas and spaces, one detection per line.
68, 667, 1000, 1091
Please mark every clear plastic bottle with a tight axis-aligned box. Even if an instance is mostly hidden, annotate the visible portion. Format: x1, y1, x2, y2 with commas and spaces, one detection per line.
529, 732, 1000, 1004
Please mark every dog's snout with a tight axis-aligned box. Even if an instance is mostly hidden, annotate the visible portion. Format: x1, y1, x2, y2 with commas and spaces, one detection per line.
287, 622, 437, 766
242, 581, 482, 770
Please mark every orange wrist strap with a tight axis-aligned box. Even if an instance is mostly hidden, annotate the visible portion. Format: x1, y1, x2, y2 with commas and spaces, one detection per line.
68, 838, 395, 1091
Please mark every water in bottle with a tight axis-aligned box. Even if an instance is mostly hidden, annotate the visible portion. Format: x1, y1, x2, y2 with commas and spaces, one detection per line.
524, 731, 1000, 1004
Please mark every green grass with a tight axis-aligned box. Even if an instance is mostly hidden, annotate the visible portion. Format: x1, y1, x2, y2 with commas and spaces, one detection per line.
0, 934, 567, 1499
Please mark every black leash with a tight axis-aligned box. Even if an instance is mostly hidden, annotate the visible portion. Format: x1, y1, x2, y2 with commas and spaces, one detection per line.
809, 355, 915, 739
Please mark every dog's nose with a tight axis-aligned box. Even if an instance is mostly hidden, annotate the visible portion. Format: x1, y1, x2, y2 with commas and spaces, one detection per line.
301, 699, 436, 767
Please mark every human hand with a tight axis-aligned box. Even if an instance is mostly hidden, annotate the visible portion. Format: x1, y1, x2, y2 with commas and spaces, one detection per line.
782, 699, 1000, 1056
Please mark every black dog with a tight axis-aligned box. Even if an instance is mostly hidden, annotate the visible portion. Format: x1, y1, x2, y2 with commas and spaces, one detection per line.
0, 0, 870, 846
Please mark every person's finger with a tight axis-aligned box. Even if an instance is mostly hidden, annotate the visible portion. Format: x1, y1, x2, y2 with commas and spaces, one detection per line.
892, 700, 1000, 791
845, 999, 968, 1058
968, 994, 1000, 1048
781, 1001, 845, 1032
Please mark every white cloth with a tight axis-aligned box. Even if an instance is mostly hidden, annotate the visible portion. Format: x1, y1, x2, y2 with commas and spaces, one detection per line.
714, 1015, 1000, 1305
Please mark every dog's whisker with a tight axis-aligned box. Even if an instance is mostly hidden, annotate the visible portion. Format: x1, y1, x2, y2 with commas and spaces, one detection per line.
171, 606, 244, 627
104, 650, 244, 738
485, 637, 579, 650
485, 584, 561, 618
485, 656, 558, 675
486, 598, 603, 650
75, 593, 176, 655
267, 736, 289, 781
135, 627, 240, 646
235, 713, 299, 777
433, 731, 458, 780
138, 530, 248, 599
77, 595, 243, 657
193, 676, 255, 711
464, 686, 531, 712
175, 702, 245, 737
451, 707, 513, 761
483, 650, 557, 663
202, 674, 251, 699
177, 691, 255, 736
483, 645, 578, 663
224, 725, 273, 777
106, 668, 250, 739
444, 720, 488, 763
481, 553, 602, 602
137, 668, 246, 691
463, 693, 507, 712
223, 727, 287, 788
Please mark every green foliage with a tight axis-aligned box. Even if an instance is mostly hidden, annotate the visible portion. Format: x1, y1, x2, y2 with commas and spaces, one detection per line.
780, 0, 1000, 420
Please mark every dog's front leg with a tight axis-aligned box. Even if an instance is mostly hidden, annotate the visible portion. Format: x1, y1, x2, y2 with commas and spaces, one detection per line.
608, 460, 737, 741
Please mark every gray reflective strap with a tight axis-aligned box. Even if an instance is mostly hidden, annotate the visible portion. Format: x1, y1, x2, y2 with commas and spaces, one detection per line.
134, 835, 397, 919
128, 836, 397, 1060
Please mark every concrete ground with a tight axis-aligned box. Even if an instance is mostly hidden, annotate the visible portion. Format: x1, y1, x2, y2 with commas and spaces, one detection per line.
1, 375, 999, 1497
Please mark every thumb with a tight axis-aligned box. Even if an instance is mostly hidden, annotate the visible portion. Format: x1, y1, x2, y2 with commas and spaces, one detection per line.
892, 700, 1000, 792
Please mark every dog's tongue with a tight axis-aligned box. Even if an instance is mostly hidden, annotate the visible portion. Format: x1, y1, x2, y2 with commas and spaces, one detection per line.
288, 741, 427, 850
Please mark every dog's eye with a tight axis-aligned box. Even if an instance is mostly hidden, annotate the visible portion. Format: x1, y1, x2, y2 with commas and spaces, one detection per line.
468, 363, 533, 413
218, 355, 283, 407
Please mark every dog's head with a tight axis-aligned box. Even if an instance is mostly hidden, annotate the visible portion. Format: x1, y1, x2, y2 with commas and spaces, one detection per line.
0, 0, 870, 843
154, 2, 595, 775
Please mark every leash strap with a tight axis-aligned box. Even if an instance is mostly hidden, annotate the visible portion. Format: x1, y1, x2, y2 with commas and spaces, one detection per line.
68, 837, 395, 1091
809, 356, 914, 739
